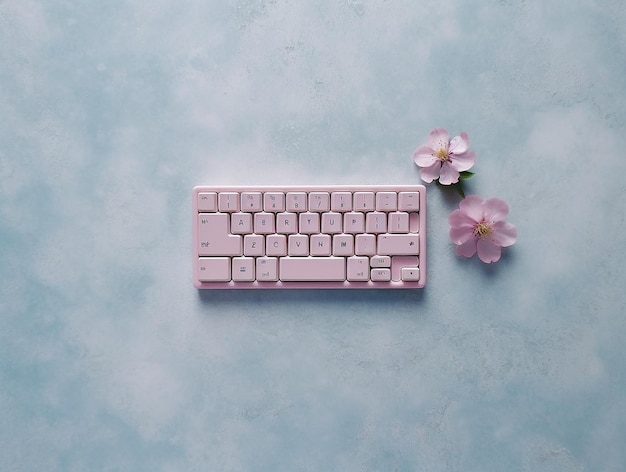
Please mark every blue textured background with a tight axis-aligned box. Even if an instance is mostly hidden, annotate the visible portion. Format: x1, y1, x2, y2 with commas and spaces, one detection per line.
2, 1, 625, 470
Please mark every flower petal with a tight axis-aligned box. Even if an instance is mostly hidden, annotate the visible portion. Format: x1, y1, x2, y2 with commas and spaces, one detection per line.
439, 162, 460, 185
458, 195, 485, 221
413, 145, 437, 167
455, 238, 477, 258
476, 238, 502, 263
448, 208, 477, 228
427, 128, 450, 151
449, 131, 470, 154
448, 150, 476, 172
483, 198, 509, 223
491, 221, 517, 247
449, 225, 475, 245
418, 162, 441, 183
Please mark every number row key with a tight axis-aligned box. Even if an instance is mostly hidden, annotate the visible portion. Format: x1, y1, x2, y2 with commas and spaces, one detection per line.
198, 191, 420, 213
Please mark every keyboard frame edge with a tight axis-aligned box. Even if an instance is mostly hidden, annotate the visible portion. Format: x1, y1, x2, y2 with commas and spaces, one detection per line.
193, 185, 426, 289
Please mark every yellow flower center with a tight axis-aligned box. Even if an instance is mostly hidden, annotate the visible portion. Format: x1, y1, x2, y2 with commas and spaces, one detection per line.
435, 147, 450, 162
474, 222, 493, 239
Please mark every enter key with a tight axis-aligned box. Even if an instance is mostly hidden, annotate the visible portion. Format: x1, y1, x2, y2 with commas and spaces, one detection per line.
377, 233, 419, 256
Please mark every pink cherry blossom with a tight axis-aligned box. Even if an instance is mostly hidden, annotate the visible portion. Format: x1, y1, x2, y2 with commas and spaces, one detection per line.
413, 128, 476, 185
448, 195, 517, 263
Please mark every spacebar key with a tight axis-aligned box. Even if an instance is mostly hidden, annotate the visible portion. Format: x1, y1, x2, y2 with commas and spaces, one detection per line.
280, 257, 346, 281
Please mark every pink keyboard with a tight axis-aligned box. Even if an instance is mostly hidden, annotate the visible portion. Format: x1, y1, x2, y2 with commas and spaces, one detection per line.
193, 185, 426, 289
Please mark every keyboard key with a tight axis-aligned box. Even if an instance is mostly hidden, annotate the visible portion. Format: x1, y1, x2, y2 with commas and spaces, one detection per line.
231, 212, 253, 234
388, 212, 409, 233
347, 256, 369, 281
398, 191, 420, 211
288, 234, 309, 256
309, 192, 330, 212
286, 192, 307, 212
218, 192, 240, 212
280, 257, 345, 281
344, 212, 365, 233
371, 268, 391, 281
299, 212, 320, 234
197, 192, 217, 212
376, 192, 397, 211
241, 192, 263, 212
232, 257, 255, 281
377, 234, 420, 255
198, 214, 242, 256
310, 234, 331, 256
401, 267, 420, 281
264, 192, 285, 212
366, 212, 387, 233
266, 234, 287, 256
331, 192, 352, 212
256, 257, 278, 281
243, 234, 264, 256
353, 192, 375, 211
321, 212, 342, 234
370, 255, 391, 267
254, 212, 275, 234
355, 234, 376, 256
276, 212, 297, 234
198, 257, 231, 281
409, 212, 420, 233
332, 234, 354, 256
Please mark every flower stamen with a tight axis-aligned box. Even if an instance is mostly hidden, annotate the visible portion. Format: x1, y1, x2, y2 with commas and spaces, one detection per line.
473, 222, 493, 239
435, 148, 449, 162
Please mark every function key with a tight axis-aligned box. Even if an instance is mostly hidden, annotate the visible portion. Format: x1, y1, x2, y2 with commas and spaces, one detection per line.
197, 192, 217, 212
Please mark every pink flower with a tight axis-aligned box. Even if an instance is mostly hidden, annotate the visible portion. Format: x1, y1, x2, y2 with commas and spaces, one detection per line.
448, 195, 517, 263
413, 128, 476, 185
